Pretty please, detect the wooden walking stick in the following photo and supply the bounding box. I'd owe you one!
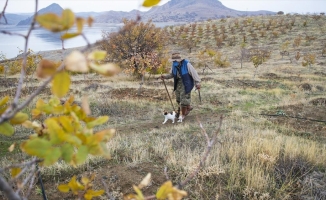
[161,73,175,111]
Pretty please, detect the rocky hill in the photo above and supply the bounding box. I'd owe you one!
[16,3,63,26]
[95,0,275,23]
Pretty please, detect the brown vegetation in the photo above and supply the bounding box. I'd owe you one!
[1,11,326,200]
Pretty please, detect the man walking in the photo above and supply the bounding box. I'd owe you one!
[161,52,201,121]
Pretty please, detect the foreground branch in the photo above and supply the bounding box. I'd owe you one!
[178,115,223,188]
[0,157,41,200]
[0,176,21,200]
[13,0,39,106]
[0,0,9,24]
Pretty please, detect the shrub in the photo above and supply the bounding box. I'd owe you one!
[100,19,166,77]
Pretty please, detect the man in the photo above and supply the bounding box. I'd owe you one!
[161,52,201,121]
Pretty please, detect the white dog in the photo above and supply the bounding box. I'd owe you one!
[162,111,176,124]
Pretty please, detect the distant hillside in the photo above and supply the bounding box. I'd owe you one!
[0,13,30,25]
[94,0,276,23]
[16,3,63,26]
[94,10,144,23]
[9,0,276,26]
[141,0,275,22]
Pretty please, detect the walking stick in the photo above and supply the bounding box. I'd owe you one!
[161,74,175,111]
[197,89,202,104]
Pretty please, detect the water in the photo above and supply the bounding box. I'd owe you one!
[0,22,181,59]
[0,24,121,59]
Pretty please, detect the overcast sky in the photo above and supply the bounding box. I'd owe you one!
[2,0,326,14]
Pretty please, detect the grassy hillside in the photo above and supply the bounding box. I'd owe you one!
[1,13,326,199]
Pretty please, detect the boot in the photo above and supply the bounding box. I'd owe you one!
[175,107,180,118]
[180,106,188,120]
[185,105,193,116]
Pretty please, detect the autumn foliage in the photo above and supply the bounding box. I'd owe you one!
[100,19,167,76]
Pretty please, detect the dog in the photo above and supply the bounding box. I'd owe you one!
[162,111,176,124]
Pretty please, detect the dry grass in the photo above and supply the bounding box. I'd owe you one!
[1,13,326,199]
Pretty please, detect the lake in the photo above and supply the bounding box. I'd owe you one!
[0,22,182,59]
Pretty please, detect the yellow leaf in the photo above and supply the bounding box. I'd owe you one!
[81,96,91,115]
[8,143,15,152]
[11,168,22,178]
[23,142,60,166]
[10,112,28,125]
[167,187,188,200]
[89,63,120,77]
[133,185,144,200]
[61,9,75,30]
[68,176,85,195]
[58,184,70,193]
[87,16,94,27]
[65,51,89,72]
[52,71,70,98]
[94,129,115,142]
[142,0,161,7]
[31,109,42,119]
[61,32,80,40]
[138,173,151,189]
[36,59,58,79]
[87,50,107,61]
[41,149,60,165]
[84,189,105,200]
[74,146,88,165]
[36,99,45,109]
[57,116,74,133]
[36,13,62,32]
[0,122,14,136]
[22,121,42,133]
[156,181,174,199]
[76,17,84,33]
[0,96,9,107]
[86,116,109,129]
[81,177,90,185]
[61,143,74,163]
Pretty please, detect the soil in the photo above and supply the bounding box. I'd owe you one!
[28,162,167,200]
[108,88,170,102]
[263,98,326,139]
[201,77,290,90]
[27,112,221,200]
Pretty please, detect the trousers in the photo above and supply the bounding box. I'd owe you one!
[175,79,191,106]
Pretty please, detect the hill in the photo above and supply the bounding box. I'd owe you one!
[12,0,276,25]
[0,13,30,25]
[140,0,275,22]
[16,3,63,26]
[95,0,275,23]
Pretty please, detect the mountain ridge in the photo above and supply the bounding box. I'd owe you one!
[10,0,276,26]
[16,3,63,26]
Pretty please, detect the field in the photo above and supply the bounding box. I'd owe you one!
[1,14,326,199]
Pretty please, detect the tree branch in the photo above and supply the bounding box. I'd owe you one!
[0,30,26,37]
[12,0,39,106]
[16,165,36,195]
[0,158,41,174]
[0,0,9,24]
[101,177,115,200]
[164,166,170,180]
[23,170,37,200]
[178,115,223,189]
[0,175,21,200]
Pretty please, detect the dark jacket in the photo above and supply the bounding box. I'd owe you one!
[172,59,194,94]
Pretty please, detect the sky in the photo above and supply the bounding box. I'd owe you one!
[2,0,326,14]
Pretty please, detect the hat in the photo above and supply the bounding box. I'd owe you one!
[171,52,182,62]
